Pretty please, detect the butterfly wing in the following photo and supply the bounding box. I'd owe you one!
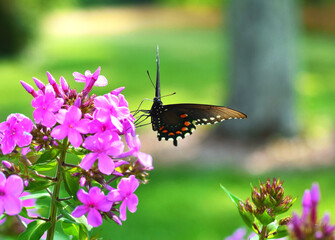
[156,104,247,146]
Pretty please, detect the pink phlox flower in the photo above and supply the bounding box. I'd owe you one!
[288,183,335,239]
[94,93,130,121]
[72,187,112,227]
[32,85,64,128]
[51,106,90,147]
[107,175,139,221]
[122,135,153,170]
[73,67,107,95]
[0,172,24,216]
[0,113,34,155]
[80,133,124,175]
[89,109,123,134]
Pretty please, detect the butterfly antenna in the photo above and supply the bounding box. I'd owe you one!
[161,92,176,99]
[155,45,161,99]
[147,70,155,90]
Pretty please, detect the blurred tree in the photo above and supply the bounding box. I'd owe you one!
[216,0,299,140]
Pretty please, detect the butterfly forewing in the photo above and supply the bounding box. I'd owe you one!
[152,104,247,146]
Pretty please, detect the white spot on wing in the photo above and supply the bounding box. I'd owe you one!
[216,115,221,118]
[210,117,215,120]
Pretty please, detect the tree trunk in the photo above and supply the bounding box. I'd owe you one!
[217,0,299,140]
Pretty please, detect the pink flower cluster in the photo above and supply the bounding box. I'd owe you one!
[289,183,335,239]
[0,67,153,228]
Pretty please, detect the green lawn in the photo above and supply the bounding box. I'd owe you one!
[0,25,335,239]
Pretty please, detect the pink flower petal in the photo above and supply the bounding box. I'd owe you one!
[15,132,33,147]
[0,204,4,217]
[41,111,56,128]
[107,190,123,202]
[3,194,22,215]
[77,189,90,205]
[73,72,86,82]
[80,153,98,170]
[68,128,83,147]
[119,201,127,221]
[128,175,139,193]
[51,125,68,140]
[33,108,43,123]
[126,194,138,213]
[55,109,66,124]
[95,75,107,87]
[88,187,104,203]
[87,208,103,227]
[94,96,110,109]
[0,172,7,187]
[137,152,153,170]
[75,119,90,134]
[72,205,89,218]
[98,154,115,175]
[1,137,16,155]
[67,106,82,123]
[5,175,23,196]
[92,67,101,80]
[96,198,113,212]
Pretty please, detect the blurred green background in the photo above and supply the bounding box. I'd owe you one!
[0,0,335,239]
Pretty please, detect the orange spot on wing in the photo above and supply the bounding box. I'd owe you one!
[180,114,188,118]
[168,132,175,136]
[181,127,187,131]
[159,126,165,131]
[162,130,168,133]
[176,131,182,134]
[184,121,191,126]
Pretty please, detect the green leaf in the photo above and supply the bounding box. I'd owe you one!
[56,201,92,232]
[20,193,50,201]
[17,220,51,240]
[268,225,289,239]
[63,169,79,199]
[221,184,256,229]
[238,208,256,229]
[31,160,57,172]
[79,224,89,240]
[62,220,80,238]
[255,210,275,226]
[25,178,54,191]
[220,185,244,206]
[35,149,60,164]
[19,207,30,219]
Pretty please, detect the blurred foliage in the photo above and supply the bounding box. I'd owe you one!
[72,0,335,7]
[0,0,75,57]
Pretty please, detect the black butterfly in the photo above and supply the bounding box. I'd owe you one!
[137,47,247,146]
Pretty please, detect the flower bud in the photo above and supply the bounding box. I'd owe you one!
[47,72,61,96]
[33,77,45,91]
[24,179,29,187]
[2,161,13,171]
[60,76,69,93]
[79,176,86,187]
[20,81,38,97]
[74,97,81,107]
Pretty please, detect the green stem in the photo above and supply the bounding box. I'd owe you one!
[46,138,68,240]
[259,225,267,240]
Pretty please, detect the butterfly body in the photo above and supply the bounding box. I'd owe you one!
[147,47,247,146]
